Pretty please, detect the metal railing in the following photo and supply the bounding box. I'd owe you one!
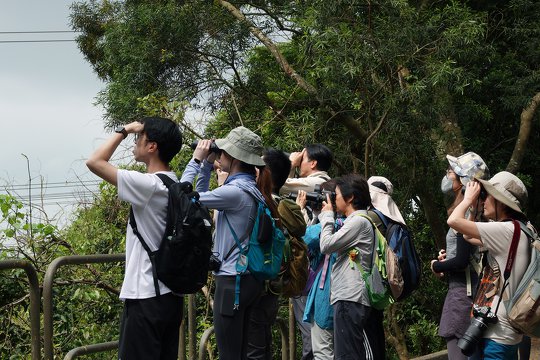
[0,259,41,360]
[42,253,125,360]
[63,341,119,360]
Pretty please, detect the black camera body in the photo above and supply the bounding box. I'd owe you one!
[286,184,336,209]
[208,254,222,272]
[190,140,221,153]
[458,304,498,356]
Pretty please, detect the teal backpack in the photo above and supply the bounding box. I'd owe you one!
[224,190,286,309]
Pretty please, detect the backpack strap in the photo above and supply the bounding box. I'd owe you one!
[129,208,161,296]
[127,174,176,297]
[350,214,378,274]
[222,191,258,310]
[493,220,521,315]
[371,208,389,227]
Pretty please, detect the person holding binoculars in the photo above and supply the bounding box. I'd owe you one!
[447,171,530,359]
[431,152,489,360]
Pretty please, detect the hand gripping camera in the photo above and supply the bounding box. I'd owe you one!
[285,184,336,210]
[457,304,498,356]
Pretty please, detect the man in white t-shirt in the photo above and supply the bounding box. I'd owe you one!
[86,117,183,360]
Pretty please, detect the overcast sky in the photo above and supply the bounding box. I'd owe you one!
[0,1,107,225]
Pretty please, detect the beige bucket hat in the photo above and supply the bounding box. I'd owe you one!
[476,171,527,213]
[215,126,265,166]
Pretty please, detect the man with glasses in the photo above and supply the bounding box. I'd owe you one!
[86,117,183,360]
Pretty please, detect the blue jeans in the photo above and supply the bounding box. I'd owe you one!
[468,339,519,360]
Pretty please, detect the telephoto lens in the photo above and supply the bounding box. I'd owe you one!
[457,305,498,356]
[190,140,221,153]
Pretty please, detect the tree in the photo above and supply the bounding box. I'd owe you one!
[70,0,540,357]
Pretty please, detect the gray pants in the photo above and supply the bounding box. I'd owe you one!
[292,296,313,360]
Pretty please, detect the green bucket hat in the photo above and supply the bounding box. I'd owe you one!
[215,126,265,166]
[476,171,527,214]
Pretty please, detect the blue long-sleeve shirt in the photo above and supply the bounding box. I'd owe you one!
[180,159,263,276]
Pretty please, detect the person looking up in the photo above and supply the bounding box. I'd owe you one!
[86,117,183,360]
[180,126,278,360]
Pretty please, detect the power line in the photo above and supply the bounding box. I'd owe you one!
[0,39,76,43]
[0,31,78,34]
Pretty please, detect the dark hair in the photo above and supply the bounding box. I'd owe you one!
[263,148,291,194]
[336,174,371,210]
[141,117,182,164]
[320,179,337,192]
[305,144,333,172]
[234,159,281,227]
[370,181,388,193]
[256,166,281,227]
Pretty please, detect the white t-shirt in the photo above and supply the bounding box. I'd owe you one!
[117,169,178,300]
[476,221,530,345]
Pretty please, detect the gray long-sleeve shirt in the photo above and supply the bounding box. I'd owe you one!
[319,209,373,306]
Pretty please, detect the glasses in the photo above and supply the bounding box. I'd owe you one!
[134,133,153,144]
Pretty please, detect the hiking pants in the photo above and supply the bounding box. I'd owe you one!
[246,291,280,360]
[214,274,263,360]
[293,295,314,360]
[118,292,183,360]
[333,301,371,360]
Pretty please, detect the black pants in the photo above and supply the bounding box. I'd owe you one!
[246,290,280,360]
[333,301,371,360]
[214,274,264,360]
[118,293,183,360]
[363,308,385,360]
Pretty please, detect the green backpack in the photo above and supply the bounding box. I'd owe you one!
[348,214,393,310]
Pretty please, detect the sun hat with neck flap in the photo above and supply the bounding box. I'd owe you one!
[476,171,528,214]
[215,126,265,167]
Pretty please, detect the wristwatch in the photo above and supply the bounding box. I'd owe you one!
[115,126,128,139]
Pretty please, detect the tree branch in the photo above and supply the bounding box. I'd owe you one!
[506,91,540,173]
[217,0,318,97]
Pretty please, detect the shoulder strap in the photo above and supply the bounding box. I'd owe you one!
[492,220,521,315]
[126,173,175,297]
[155,173,175,188]
[222,190,258,261]
[371,208,389,227]
[129,207,161,296]
[354,214,378,272]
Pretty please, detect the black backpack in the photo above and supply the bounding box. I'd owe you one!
[129,173,213,295]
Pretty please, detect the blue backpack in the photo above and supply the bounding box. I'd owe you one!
[224,190,285,309]
[372,209,421,301]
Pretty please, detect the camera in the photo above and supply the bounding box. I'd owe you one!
[208,253,222,272]
[457,304,498,356]
[285,184,336,209]
[190,140,221,153]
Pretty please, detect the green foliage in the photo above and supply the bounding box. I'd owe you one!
[63,0,540,357]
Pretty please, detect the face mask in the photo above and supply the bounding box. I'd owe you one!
[440,175,454,195]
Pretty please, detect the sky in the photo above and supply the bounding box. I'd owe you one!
[0,1,108,226]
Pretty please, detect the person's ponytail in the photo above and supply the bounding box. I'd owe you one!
[256,166,281,227]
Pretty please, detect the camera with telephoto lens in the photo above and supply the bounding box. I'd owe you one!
[208,254,222,272]
[285,184,336,209]
[457,304,498,356]
[190,140,221,153]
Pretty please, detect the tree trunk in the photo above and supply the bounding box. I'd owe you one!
[506,91,540,174]
[416,187,447,250]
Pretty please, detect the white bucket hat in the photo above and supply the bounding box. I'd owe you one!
[214,126,265,167]
[476,171,527,214]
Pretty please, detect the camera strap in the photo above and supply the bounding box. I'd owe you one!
[493,220,521,314]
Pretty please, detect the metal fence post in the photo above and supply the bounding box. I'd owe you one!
[0,259,41,360]
[42,254,124,360]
